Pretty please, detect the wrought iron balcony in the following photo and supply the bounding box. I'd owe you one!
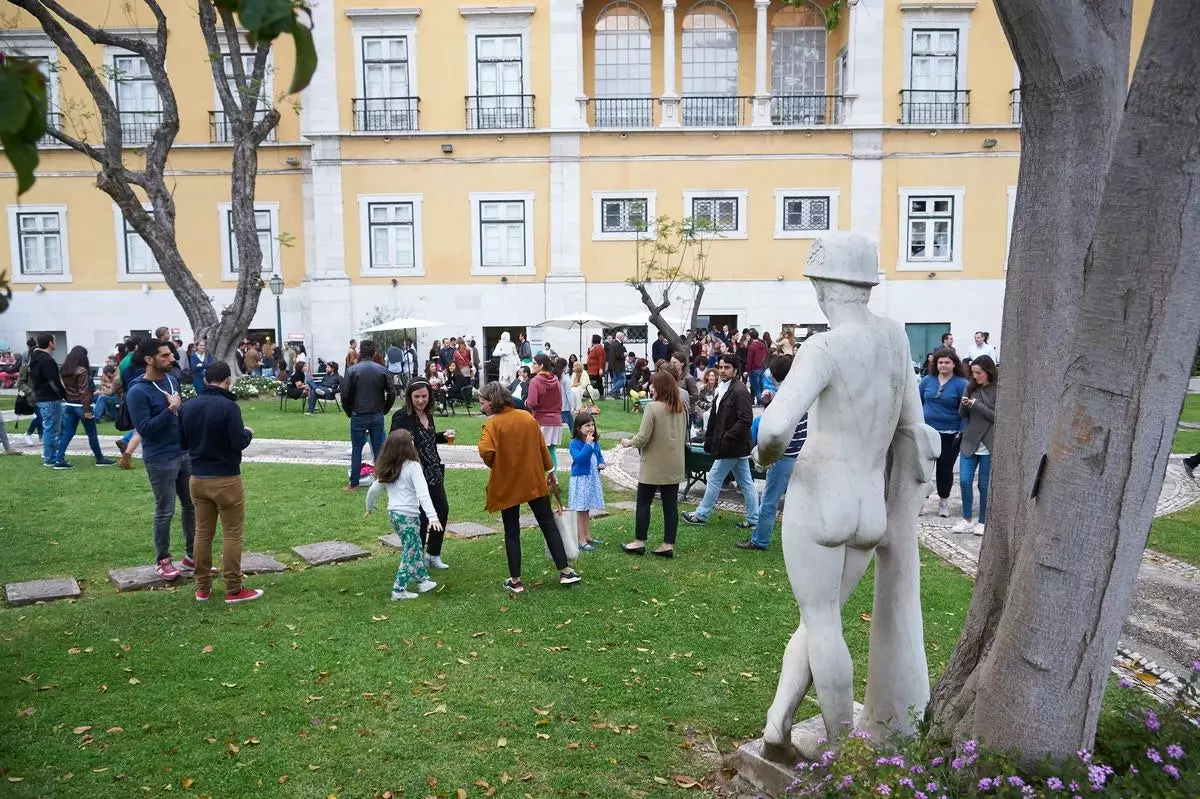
[591,97,655,129]
[118,110,162,144]
[771,94,845,126]
[352,97,420,132]
[208,110,277,143]
[1010,88,1022,125]
[464,94,535,130]
[899,89,970,125]
[680,95,747,127]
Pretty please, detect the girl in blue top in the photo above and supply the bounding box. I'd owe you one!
[568,412,606,552]
[918,347,969,518]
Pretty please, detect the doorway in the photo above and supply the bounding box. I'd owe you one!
[905,322,951,366]
[695,314,738,336]
[481,325,528,384]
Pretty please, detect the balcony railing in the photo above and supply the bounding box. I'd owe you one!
[118,110,162,144]
[680,95,747,127]
[1010,88,1022,125]
[465,94,535,130]
[899,89,970,125]
[592,97,655,129]
[208,110,277,143]
[771,94,845,126]
[352,97,420,132]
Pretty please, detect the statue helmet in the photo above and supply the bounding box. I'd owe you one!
[803,232,880,287]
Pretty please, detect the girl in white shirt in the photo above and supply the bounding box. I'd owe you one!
[366,429,443,600]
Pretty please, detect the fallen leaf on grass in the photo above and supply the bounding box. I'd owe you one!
[674,775,702,789]
[308,764,320,771]
[106,727,124,734]
[500,772,511,784]
[181,777,195,789]
[653,776,669,785]
[497,736,507,747]
[16,707,34,717]
[73,726,91,734]
[472,631,487,638]
[519,773,535,781]
[859,612,871,622]
[278,775,289,784]
[91,767,108,773]
[566,742,580,750]
[423,704,447,716]
[536,733,550,740]
[201,645,213,654]
[455,658,470,665]
[244,737,260,745]
[6,777,23,783]
[226,743,240,757]
[371,615,389,622]
[67,647,81,655]
[128,678,141,685]
[456,789,467,799]
[221,683,238,689]
[98,684,107,694]
[18,674,35,684]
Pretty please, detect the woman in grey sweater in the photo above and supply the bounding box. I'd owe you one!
[952,355,998,536]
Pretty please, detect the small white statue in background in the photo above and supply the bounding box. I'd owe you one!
[755,233,940,762]
[493,331,520,386]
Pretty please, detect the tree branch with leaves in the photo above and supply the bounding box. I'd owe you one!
[627,216,712,353]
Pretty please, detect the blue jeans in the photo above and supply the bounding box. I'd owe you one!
[349,413,386,487]
[145,455,195,561]
[694,456,759,525]
[36,400,63,465]
[306,377,319,413]
[93,394,117,421]
[749,369,764,403]
[959,452,991,523]
[609,370,626,396]
[751,455,796,548]
[55,405,106,463]
[27,405,42,436]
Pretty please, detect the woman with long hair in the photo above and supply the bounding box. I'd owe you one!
[55,345,115,466]
[619,371,686,556]
[918,347,969,518]
[922,351,937,377]
[366,429,441,600]
[390,381,455,570]
[288,360,312,403]
[525,353,564,468]
[952,355,998,536]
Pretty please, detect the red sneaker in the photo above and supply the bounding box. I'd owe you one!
[224,588,264,604]
[195,589,210,602]
[181,556,218,575]
[156,558,181,581]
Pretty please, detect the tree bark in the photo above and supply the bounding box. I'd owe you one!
[632,283,686,354]
[933,0,1200,762]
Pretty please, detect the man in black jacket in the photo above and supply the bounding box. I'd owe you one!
[683,353,759,529]
[179,362,261,604]
[342,340,395,491]
[606,331,627,398]
[28,332,66,467]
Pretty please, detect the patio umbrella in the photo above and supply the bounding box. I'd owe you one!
[360,317,445,334]
[537,311,621,357]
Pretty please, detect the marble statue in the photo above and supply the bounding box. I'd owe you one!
[755,233,940,762]
[493,332,520,386]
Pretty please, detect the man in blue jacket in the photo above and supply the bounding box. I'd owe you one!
[126,338,195,581]
[180,361,261,604]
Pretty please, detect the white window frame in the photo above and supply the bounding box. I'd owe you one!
[470,191,535,276]
[348,10,421,101]
[462,7,534,97]
[6,204,71,284]
[897,187,965,272]
[211,48,275,117]
[1005,185,1016,271]
[105,46,162,145]
[900,9,970,125]
[357,193,425,277]
[683,189,748,239]
[113,204,162,282]
[592,190,657,241]
[218,202,281,282]
[773,189,839,239]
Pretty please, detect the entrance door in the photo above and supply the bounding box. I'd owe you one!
[905,322,951,366]
[482,325,527,384]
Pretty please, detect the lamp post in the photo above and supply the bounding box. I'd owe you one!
[268,274,284,348]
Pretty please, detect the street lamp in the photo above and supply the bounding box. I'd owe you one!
[268,273,284,347]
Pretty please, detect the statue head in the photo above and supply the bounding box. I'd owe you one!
[804,233,880,288]
[501,331,511,342]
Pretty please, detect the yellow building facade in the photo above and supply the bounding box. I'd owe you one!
[0,0,1152,364]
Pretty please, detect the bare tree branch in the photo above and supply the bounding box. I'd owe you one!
[14,0,154,55]
[43,126,104,163]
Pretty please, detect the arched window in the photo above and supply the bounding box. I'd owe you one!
[594,1,653,128]
[682,1,739,126]
[771,2,829,124]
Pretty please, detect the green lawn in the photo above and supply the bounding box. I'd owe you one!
[1148,502,1200,567]
[0,460,975,797]
[1181,393,1200,424]
[1174,429,1200,455]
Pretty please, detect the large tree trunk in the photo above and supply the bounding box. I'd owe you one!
[633,283,687,353]
[931,0,1200,762]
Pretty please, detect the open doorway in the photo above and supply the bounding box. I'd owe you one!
[481,325,527,384]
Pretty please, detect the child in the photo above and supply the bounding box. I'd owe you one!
[567,413,606,552]
[366,429,443,600]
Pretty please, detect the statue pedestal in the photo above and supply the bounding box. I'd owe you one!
[728,705,862,798]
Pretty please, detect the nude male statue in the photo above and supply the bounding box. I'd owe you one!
[755,233,938,762]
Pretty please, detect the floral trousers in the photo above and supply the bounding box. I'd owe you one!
[389,511,430,591]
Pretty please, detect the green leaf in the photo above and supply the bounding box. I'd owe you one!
[1,132,40,195]
[286,19,317,95]
[235,0,293,33]
[0,71,33,134]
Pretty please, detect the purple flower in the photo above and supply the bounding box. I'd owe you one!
[875,785,892,796]
[962,739,978,757]
[1144,710,1160,731]
[1118,678,1133,688]
[951,758,965,770]
[925,783,939,793]
[1129,765,1139,775]
[1046,776,1064,791]
[1192,661,1199,672]
[1069,781,1080,792]
[930,757,944,768]
[842,776,854,787]
[850,729,872,739]
[1166,744,1184,759]
[1007,776,1025,787]
[914,793,927,799]
[1076,749,1092,762]
[875,757,890,767]
[978,778,994,791]
[1163,764,1180,779]
[899,778,914,788]
[910,765,925,775]
[1146,748,1163,763]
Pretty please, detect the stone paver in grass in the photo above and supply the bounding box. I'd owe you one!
[292,541,370,566]
[241,552,287,574]
[445,521,496,539]
[610,501,639,512]
[378,534,402,550]
[519,508,612,528]
[109,562,194,592]
[600,431,634,440]
[5,577,82,607]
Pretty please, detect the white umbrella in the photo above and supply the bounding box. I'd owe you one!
[537,311,621,356]
[360,316,445,333]
[606,311,651,327]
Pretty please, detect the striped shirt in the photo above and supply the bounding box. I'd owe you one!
[751,413,808,458]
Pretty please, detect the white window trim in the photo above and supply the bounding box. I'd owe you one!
[349,12,420,101]
[357,193,425,277]
[113,204,163,282]
[218,202,281,282]
[463,11,533,96]
[470,191,535,276]
[901,10,971,125]
[683,189,749,240]
[592,190,657,241]
[6,204,71,284]
[211,49,275,114]
[1005,185,1016,271]
[773,188,840,239]
[897,187,965,272]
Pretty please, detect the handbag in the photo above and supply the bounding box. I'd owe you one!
[114,399,134,432]
[543,478,580,562]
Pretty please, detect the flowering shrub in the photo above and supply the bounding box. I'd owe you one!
[789,665,1199,798]
[180,376,277,401]
[180,383,196,400]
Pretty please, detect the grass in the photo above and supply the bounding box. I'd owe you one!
[1148,502,1200,567]
[0,460,975,798]
[1181,393,1200,424]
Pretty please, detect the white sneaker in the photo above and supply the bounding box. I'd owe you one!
[391,590,419,601]
[24,433,36,446]
[937,500,950,518]
[416,579,438,593]
[951,518,974,534]
[426,555,449,570]
[973,523,985,536]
